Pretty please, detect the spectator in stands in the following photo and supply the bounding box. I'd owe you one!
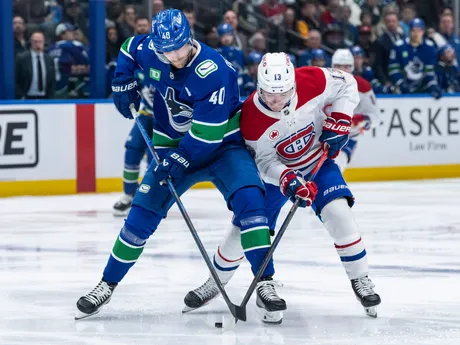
[438,13,460,64]
[388,18,441,98]
[48,22,90,98]
[135,17,150,35]
[241,51,262,97]
[298,29,327,66]
[373,11,404,87]
[204,26,220,49]
[339,5,358,48]
[106,27,120,64]
[351,45,392,93]
[399,4,416,37]
[216,23,245,76]
[310,48,328,67]
[13,16,27,56]
[152,0,164,16]
[259,0,286,26]
[361,0,382,26]
[62,0,88,39]
[357,25,375,64]
[320,0,340,26]
[117,5,137,39]
[224,10,248,53]
[297,0,321,39]
[183,7,204,42]
[282,7,305,52]
[248,31,267,54]
[15,31,55,99]
[436,44,460,94]
[323,23,346,52]
[359,10,373,27]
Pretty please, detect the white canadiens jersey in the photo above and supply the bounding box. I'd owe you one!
[240,66,359,186]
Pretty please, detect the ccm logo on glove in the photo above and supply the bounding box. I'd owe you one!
[112,81,138,92]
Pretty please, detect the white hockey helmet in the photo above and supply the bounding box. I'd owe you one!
[332,49,354,73]
[257,52,296,112]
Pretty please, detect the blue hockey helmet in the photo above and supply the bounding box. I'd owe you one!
[311,48,326,60]
[438,44,455,57]
[351,45,365,57]
[150,9,192,55]
[287,53,297,67]
[217,23,234,37]
[409,18,425,30]
[247,51,263,65]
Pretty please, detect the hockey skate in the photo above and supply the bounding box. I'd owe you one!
[75,280,117,320]
[256,276,286,324]
[351,276,381,318]
[183,277,221,313]
[112,194,133,217]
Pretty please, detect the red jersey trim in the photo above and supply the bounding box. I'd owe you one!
[354,75,372,93]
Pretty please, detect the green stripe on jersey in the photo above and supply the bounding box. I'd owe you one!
[241,226,271,251]
[121,37,133,55]
[111,236,144,263]
[153,130,182,148]
[189,110,241,143]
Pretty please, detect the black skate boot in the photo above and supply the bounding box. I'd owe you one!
[256,276,286,324]
[75,280,117,320]
[183,277,221,313]
[351,276,381,318]
[112,194,133,217]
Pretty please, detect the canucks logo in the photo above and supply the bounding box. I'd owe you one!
[404,56,424,81]
[163,87,193,133]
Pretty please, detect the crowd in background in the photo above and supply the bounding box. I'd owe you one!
[12,0,460,99]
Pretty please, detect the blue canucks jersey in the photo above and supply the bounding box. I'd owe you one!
[240,71,257,98]
[356,65,392,94]
[115,35,243,162]
[436,62,460,93]
[134,69,154,115]
[48,40,89,75]
[388,38,438,92]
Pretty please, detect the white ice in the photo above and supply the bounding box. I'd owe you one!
[1,179,460,345]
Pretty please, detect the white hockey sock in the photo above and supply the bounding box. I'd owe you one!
[212,224,244,284]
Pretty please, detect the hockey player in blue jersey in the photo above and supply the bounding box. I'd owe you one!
[351,46,392,94]
[215,23,245,78]
[436,44,460,94]
[112,69,155,217]
[47,22,90,97]
[310,48,329,67]
[240,51,262,97]
[388,18,442,99]
[75,9,288,321]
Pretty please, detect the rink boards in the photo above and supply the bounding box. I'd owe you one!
[0,95,459,197]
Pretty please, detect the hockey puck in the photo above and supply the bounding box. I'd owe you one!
[215,322,223,328]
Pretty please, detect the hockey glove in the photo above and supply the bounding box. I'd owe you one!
[280,170,318,208]
[112,75,140,119]
[352,114,371,131]
[429,85,442,100]
[319,112,351,158]
[153,149,190,185]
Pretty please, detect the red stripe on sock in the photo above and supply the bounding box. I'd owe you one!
[335,237,361,249]
[217,247,244,263]
[76,104,96,192]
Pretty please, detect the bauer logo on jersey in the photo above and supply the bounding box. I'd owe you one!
[274,123,315,161]
[0,110,38,169]
[163,87,193,133]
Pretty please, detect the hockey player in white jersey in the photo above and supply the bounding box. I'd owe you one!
[184,53,381,322]
[330,49,381,172]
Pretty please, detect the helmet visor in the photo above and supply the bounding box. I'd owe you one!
[260,88,294,112]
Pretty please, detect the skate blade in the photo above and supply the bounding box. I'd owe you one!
[75,308,101,320]
[261,310,283,324]
[365,306,377,318]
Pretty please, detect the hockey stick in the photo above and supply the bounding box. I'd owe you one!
[236,148,329,322]
[129,105,247,321]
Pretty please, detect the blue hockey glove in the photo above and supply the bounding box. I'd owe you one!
[153,149,190,185]
[112,75,140,119]
[319,112,351,159]
[429,85,442,100]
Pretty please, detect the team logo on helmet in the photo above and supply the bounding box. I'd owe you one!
[275,123,315,161]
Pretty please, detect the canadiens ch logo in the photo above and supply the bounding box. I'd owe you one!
[275,123,315,161]
[268,129,280,141]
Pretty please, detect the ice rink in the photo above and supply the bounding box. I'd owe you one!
[1,179,460,345]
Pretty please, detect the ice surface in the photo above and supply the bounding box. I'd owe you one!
[1,179,460,345]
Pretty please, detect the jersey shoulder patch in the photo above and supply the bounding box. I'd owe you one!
[120,35,148,59]
[295,67,327,109]
[195,59,219,78]
[241,93,279,141]
[354,75,372,93]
